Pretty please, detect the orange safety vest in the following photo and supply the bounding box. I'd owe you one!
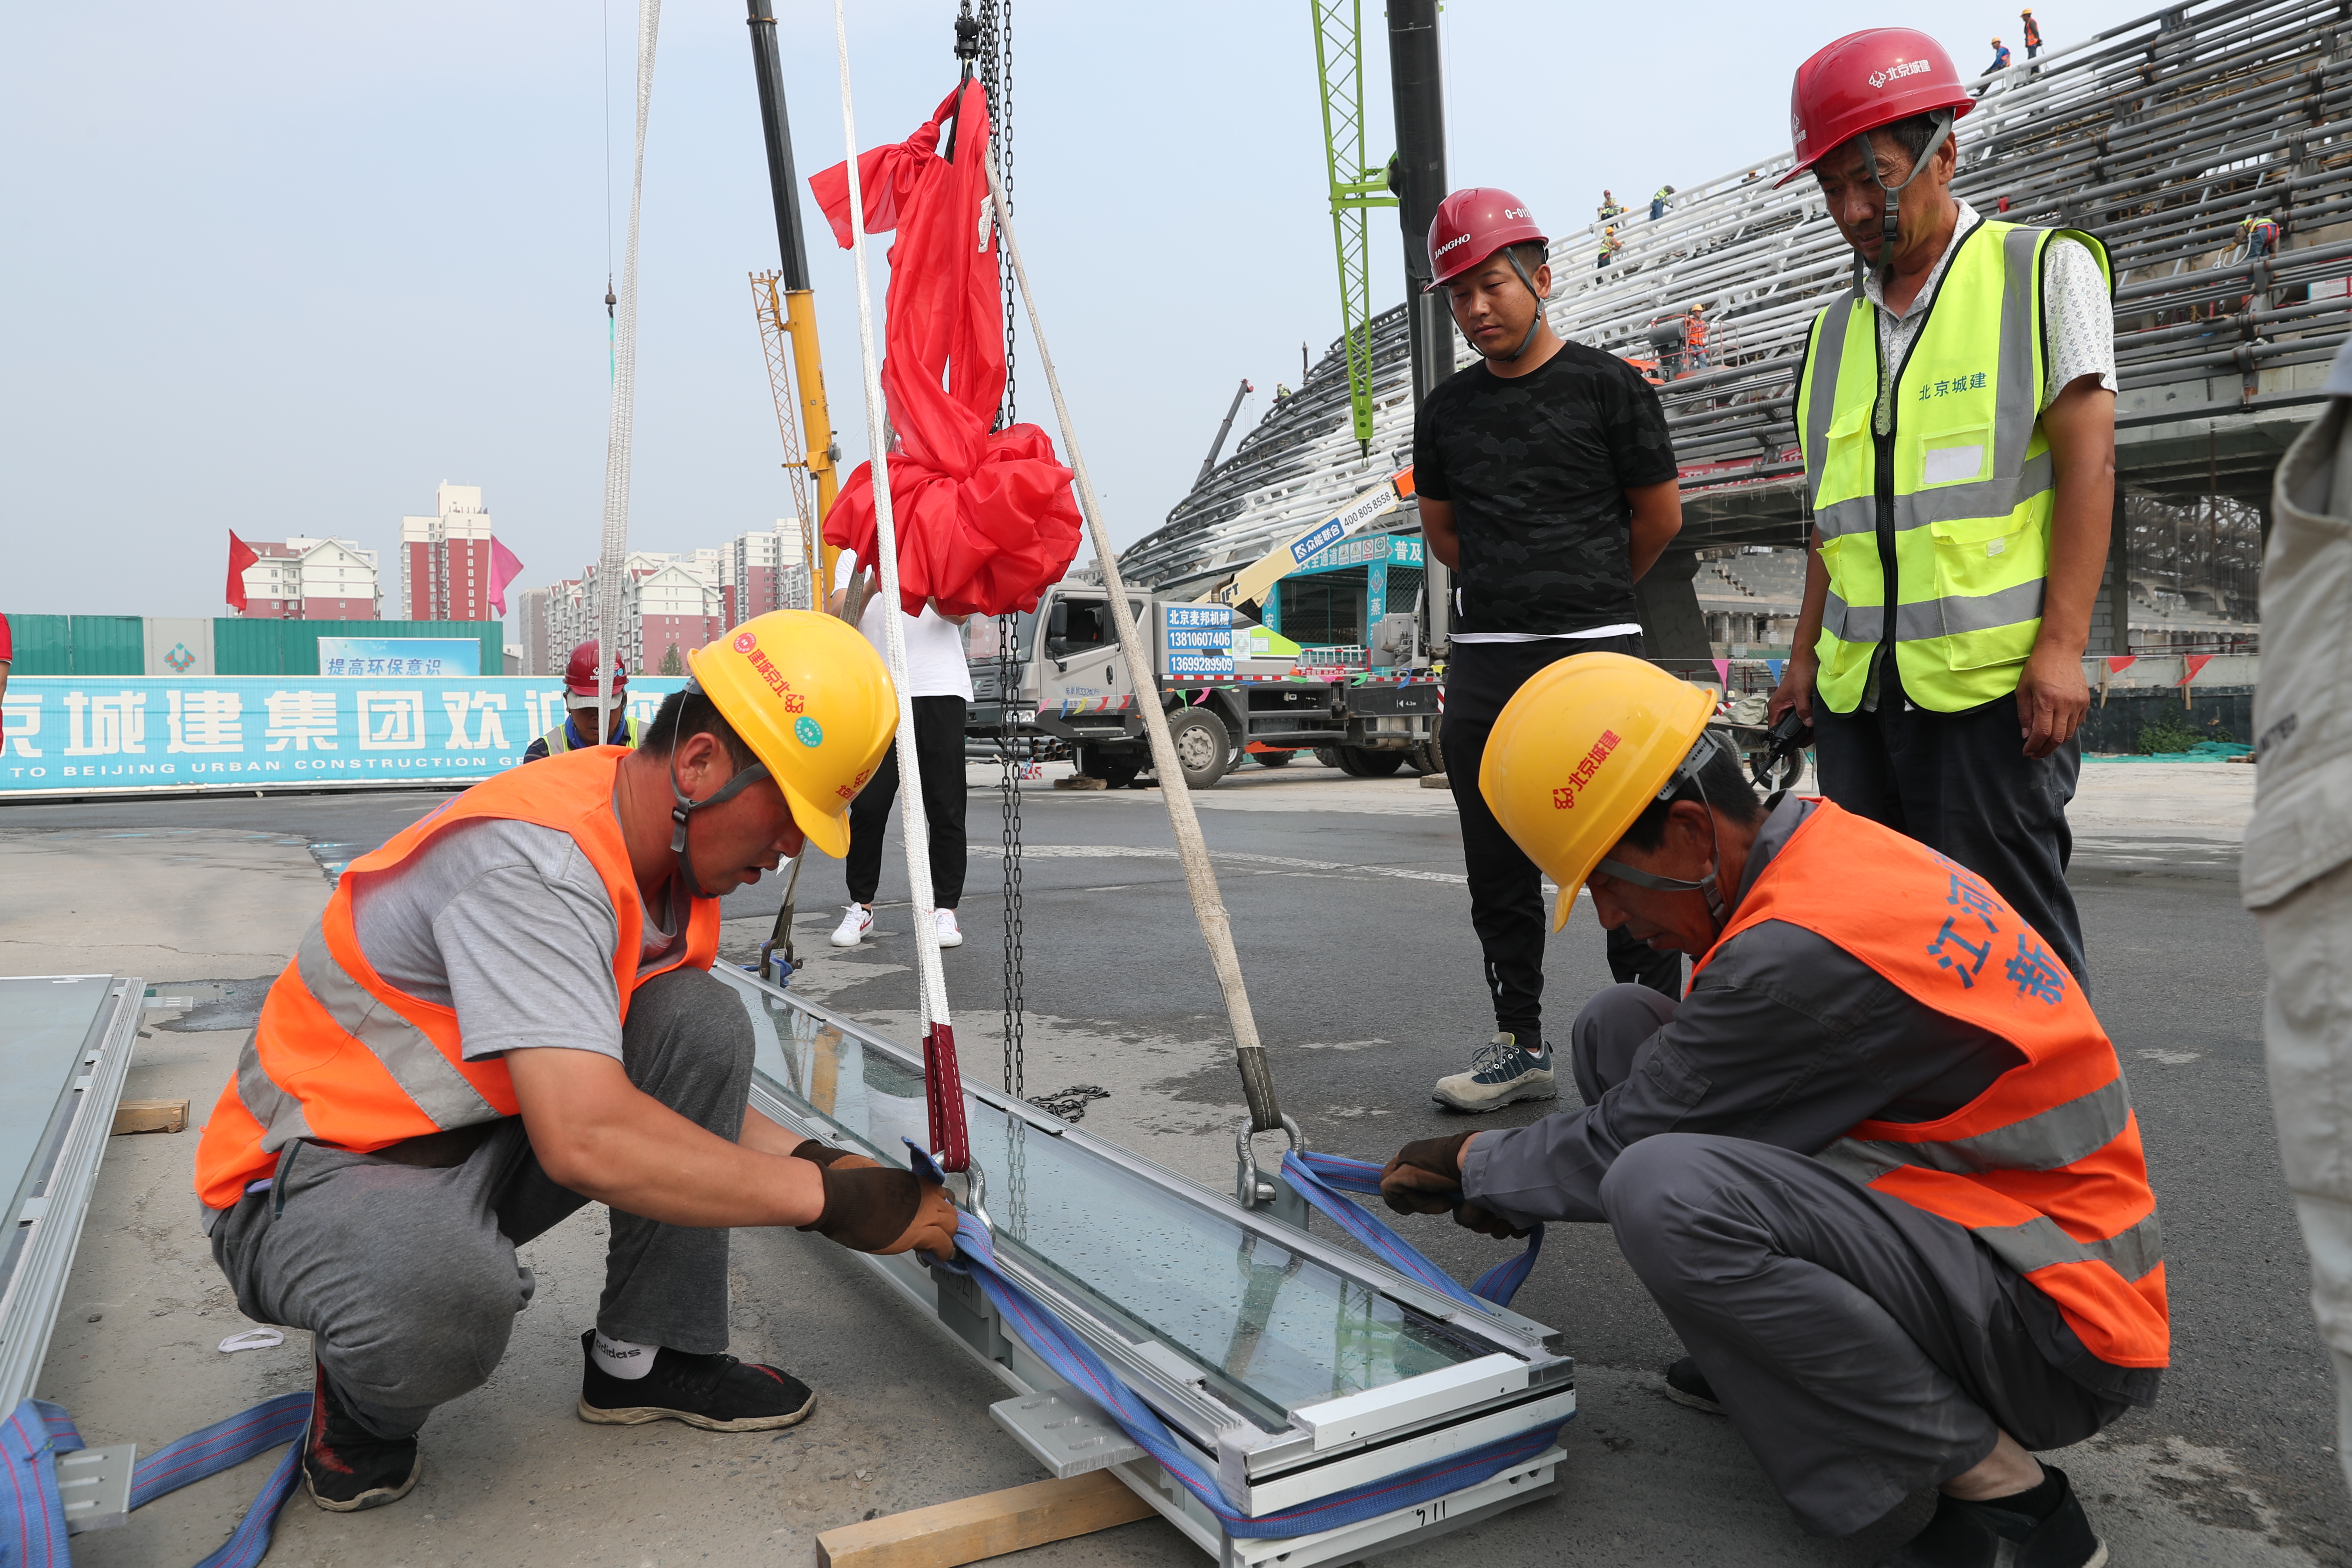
[1690,801,2168,1368]
[192,746,720,1211]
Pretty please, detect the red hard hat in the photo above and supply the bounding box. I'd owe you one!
[563,640,627,697]
[1425,188,1547,291]
[1777,28,1974,189]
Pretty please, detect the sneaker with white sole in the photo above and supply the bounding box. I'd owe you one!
[1431,1032,1557,1112]
[829,904,873,947]
[934,909,963,948]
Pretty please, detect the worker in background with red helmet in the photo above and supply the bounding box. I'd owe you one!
[1768,28,2116,992]
[193,611,958,1515]
[1413,187,1685,1114]
[524,639,642,762]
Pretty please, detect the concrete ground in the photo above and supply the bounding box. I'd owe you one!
[6,753,2340,1566]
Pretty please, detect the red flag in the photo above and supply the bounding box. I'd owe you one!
[812,80,1083,618]
[487,537,526,616]
[226,530,259,612]
[2177,653,2213,686]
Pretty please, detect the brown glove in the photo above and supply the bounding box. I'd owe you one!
[795,1164,961,1260]
[792,1139,880,1171]
[1381,1133,1532,1240]
[1381,1133,1471,1216]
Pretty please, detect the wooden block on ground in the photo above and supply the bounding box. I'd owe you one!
[1052,775,1108,791]
[816,1470,1155,1568]
[111,1099,189,1136]
[1418,772,1450,789]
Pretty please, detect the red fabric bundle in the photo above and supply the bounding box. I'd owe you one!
[811,80,1082,618]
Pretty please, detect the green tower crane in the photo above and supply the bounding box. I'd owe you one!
[1309,0,1396,455]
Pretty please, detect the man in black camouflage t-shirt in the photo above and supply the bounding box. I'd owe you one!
[1413,188,1684,1112]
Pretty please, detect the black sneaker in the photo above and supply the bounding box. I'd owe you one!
[303,1357,421,1513]
[1663,1356,1726,1415]
[1878,1466,2106,1568]
[576,1329,817,1432]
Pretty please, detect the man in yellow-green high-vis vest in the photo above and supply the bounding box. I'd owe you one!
[1768,27,2116,987]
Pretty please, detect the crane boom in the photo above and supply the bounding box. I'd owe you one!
[1309,0,1395,456]
[746,0,839,605]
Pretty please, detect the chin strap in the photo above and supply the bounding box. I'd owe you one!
[1594,732,1732,929]
[1500,248,1549,360]
[662,681,772,900]
[1852,110,1955,295]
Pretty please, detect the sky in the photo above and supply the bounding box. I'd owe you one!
[2,0,2166,630]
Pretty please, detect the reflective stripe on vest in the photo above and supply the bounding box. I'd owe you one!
[193,747,718,1210]
[1795,219,2112,714]
[545,715,641,754]
[1690,800,2168,1368]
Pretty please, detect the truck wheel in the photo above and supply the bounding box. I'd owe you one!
[1103,761,1142,789]
[1166,708,1231,788]
[1255,749,1298,768]
[1409,737,1445,776]
[1347,748,1407,777]
[1313,747,1344,768]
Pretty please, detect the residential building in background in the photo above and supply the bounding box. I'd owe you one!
[529,520,806,675]
[400,483,497,622]
[237,536,382,620]
[517,587,554,677]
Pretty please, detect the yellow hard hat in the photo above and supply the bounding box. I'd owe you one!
[1478,652,1719,931]
[687,609,897,859]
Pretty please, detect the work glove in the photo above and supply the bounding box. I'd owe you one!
[1380,1132,1531,1242]
[791,1138,881,1172]
[797,1165,961,1261]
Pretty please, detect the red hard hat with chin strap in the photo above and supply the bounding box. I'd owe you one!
[1425,187,1551,359]
[1779,28,1972,282]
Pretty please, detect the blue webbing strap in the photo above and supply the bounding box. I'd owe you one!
[909,1145,1566,1537]
[1280,1150,1544,1310]
[3,1391,311,1568]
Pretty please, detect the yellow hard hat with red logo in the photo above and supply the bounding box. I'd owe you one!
[687,609,897,859]
[1479,652,1719,930]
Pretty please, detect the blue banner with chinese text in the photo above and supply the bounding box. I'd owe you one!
[0,677,689,796]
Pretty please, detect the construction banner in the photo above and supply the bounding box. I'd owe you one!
[0,676,688,797]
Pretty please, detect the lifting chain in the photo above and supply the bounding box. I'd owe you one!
[970,0,1025,1103]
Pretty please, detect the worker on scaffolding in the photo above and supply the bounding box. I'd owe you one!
[1383,652,2161,1568]
[2022,9,2044,59]
[1597,225,1624,271]
[1985,37,2012,74]
[2242,210,2282,261]
[191,611,959,1514]
[1650,185,1677,222]
[1411,188,1684,1114]
[1767,28,2116,989]
[1599,189,1627,223]
[523,640,643,762]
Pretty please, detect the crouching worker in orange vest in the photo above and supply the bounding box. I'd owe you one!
[192,610,959,1514]
[1380,653,2164,1568]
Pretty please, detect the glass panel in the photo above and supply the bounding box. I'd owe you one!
[731,976,1498,1429]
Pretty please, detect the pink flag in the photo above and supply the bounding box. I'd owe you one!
[487,537,526,616]
[1712,658,1731,690]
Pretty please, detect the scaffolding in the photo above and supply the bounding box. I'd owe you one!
[1126,0,2352,599]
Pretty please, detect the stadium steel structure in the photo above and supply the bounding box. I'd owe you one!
[1123,0,2352,634]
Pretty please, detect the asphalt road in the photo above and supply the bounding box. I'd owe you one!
[10,760,2340,1565]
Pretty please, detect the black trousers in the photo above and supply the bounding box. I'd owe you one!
[846,694,969,910]
[1811,685,2086,986]
[1442,637,1681,1045]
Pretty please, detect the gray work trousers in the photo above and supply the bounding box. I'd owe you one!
[208,968,754,1440]
[1575,985,2133,1537]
